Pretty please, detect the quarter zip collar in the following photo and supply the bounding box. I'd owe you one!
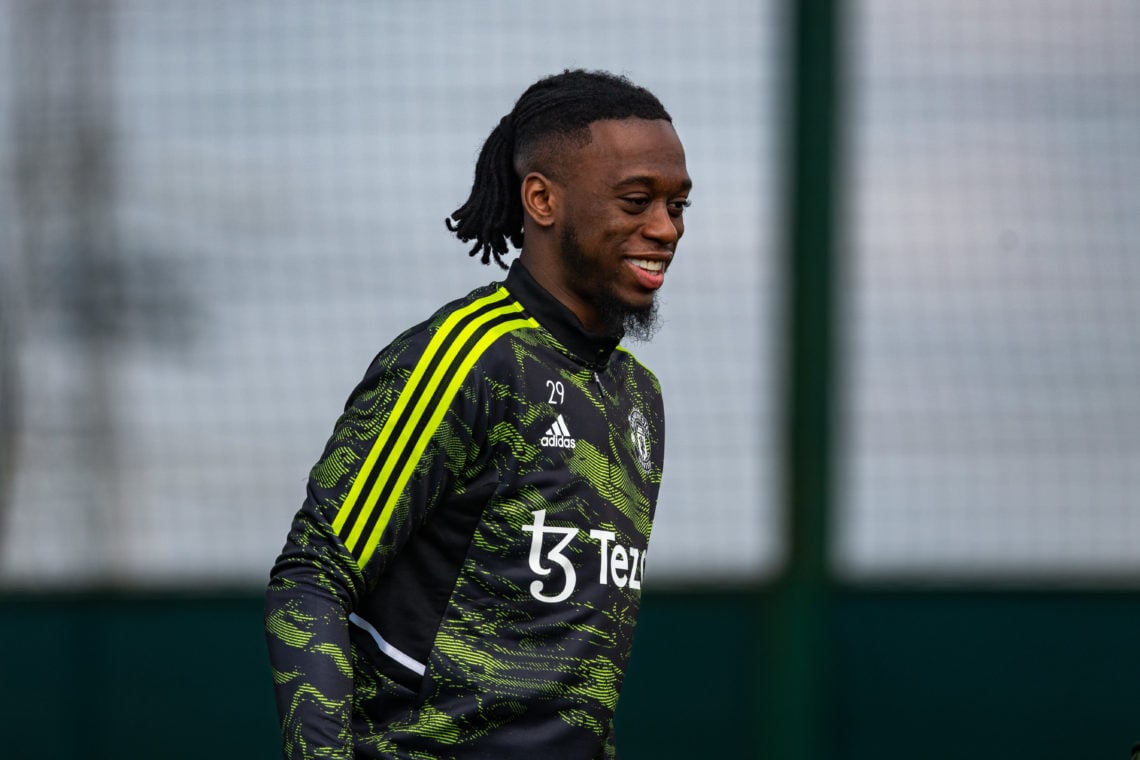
[504,260,621,369]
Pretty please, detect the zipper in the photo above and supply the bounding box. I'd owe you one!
[591,367,613,500]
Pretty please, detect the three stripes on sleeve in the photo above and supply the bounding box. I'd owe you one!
[331,287,538,567]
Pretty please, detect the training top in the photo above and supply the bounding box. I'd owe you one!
[265,261,665,760]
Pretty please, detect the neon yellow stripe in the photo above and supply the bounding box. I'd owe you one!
[355,315,539,566]
[345,301,526,552]
[332,288,511,539]
[338,289,512,546]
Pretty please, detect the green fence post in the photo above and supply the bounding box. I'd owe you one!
[767,1,843,758]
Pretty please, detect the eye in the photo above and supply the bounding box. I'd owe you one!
[621,195,652,212]
[668,198,692,217]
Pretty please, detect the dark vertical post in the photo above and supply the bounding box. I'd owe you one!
[767,1,843,759]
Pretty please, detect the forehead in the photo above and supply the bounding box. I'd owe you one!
[571,118,690,190]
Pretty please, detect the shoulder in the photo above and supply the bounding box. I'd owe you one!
[363,281,542,392]
[370,280,525,360]
[424,281,538,344]
[614,346,662,393]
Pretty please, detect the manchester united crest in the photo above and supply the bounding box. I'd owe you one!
[628,408,652,474]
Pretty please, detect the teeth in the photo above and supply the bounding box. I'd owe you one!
[632,259,664,273]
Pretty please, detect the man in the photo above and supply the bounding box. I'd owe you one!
[265,69,692,759]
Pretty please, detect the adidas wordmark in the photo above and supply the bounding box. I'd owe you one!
[541,414,577,449]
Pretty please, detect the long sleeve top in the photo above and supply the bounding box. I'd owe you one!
[265,261,665,759]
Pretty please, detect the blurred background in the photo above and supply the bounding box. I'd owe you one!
[0,1,1137,757]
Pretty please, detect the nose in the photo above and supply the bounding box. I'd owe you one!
[643,201,681,247]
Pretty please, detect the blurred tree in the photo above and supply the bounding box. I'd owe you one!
[6,0,194,580]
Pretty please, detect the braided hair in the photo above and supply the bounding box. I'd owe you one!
[445,69,672,268]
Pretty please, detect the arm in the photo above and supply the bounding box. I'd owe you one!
[604,717,619,759]
[265,492,360,759]
[264,323,490,757]
[264,352,409,759]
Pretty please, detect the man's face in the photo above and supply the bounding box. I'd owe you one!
[552,118,691,338]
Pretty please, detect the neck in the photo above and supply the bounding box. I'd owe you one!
[517,248,603,333]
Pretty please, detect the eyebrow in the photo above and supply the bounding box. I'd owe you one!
[613,175,693,192]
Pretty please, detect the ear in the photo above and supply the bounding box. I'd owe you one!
[520,172,558,229]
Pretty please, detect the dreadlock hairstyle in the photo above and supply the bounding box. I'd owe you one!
[445,69,673,268]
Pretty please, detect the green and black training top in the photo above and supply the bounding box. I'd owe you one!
[265,261,665,759]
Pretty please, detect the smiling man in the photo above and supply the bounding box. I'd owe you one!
[266,69,691,760]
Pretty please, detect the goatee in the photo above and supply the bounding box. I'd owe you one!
[594,289,660,343]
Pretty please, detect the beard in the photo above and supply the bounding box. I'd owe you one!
[560,225,661,342]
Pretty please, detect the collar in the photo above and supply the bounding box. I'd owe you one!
[504,260,621,369]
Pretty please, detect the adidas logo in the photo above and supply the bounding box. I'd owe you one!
[540,414,577,449]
